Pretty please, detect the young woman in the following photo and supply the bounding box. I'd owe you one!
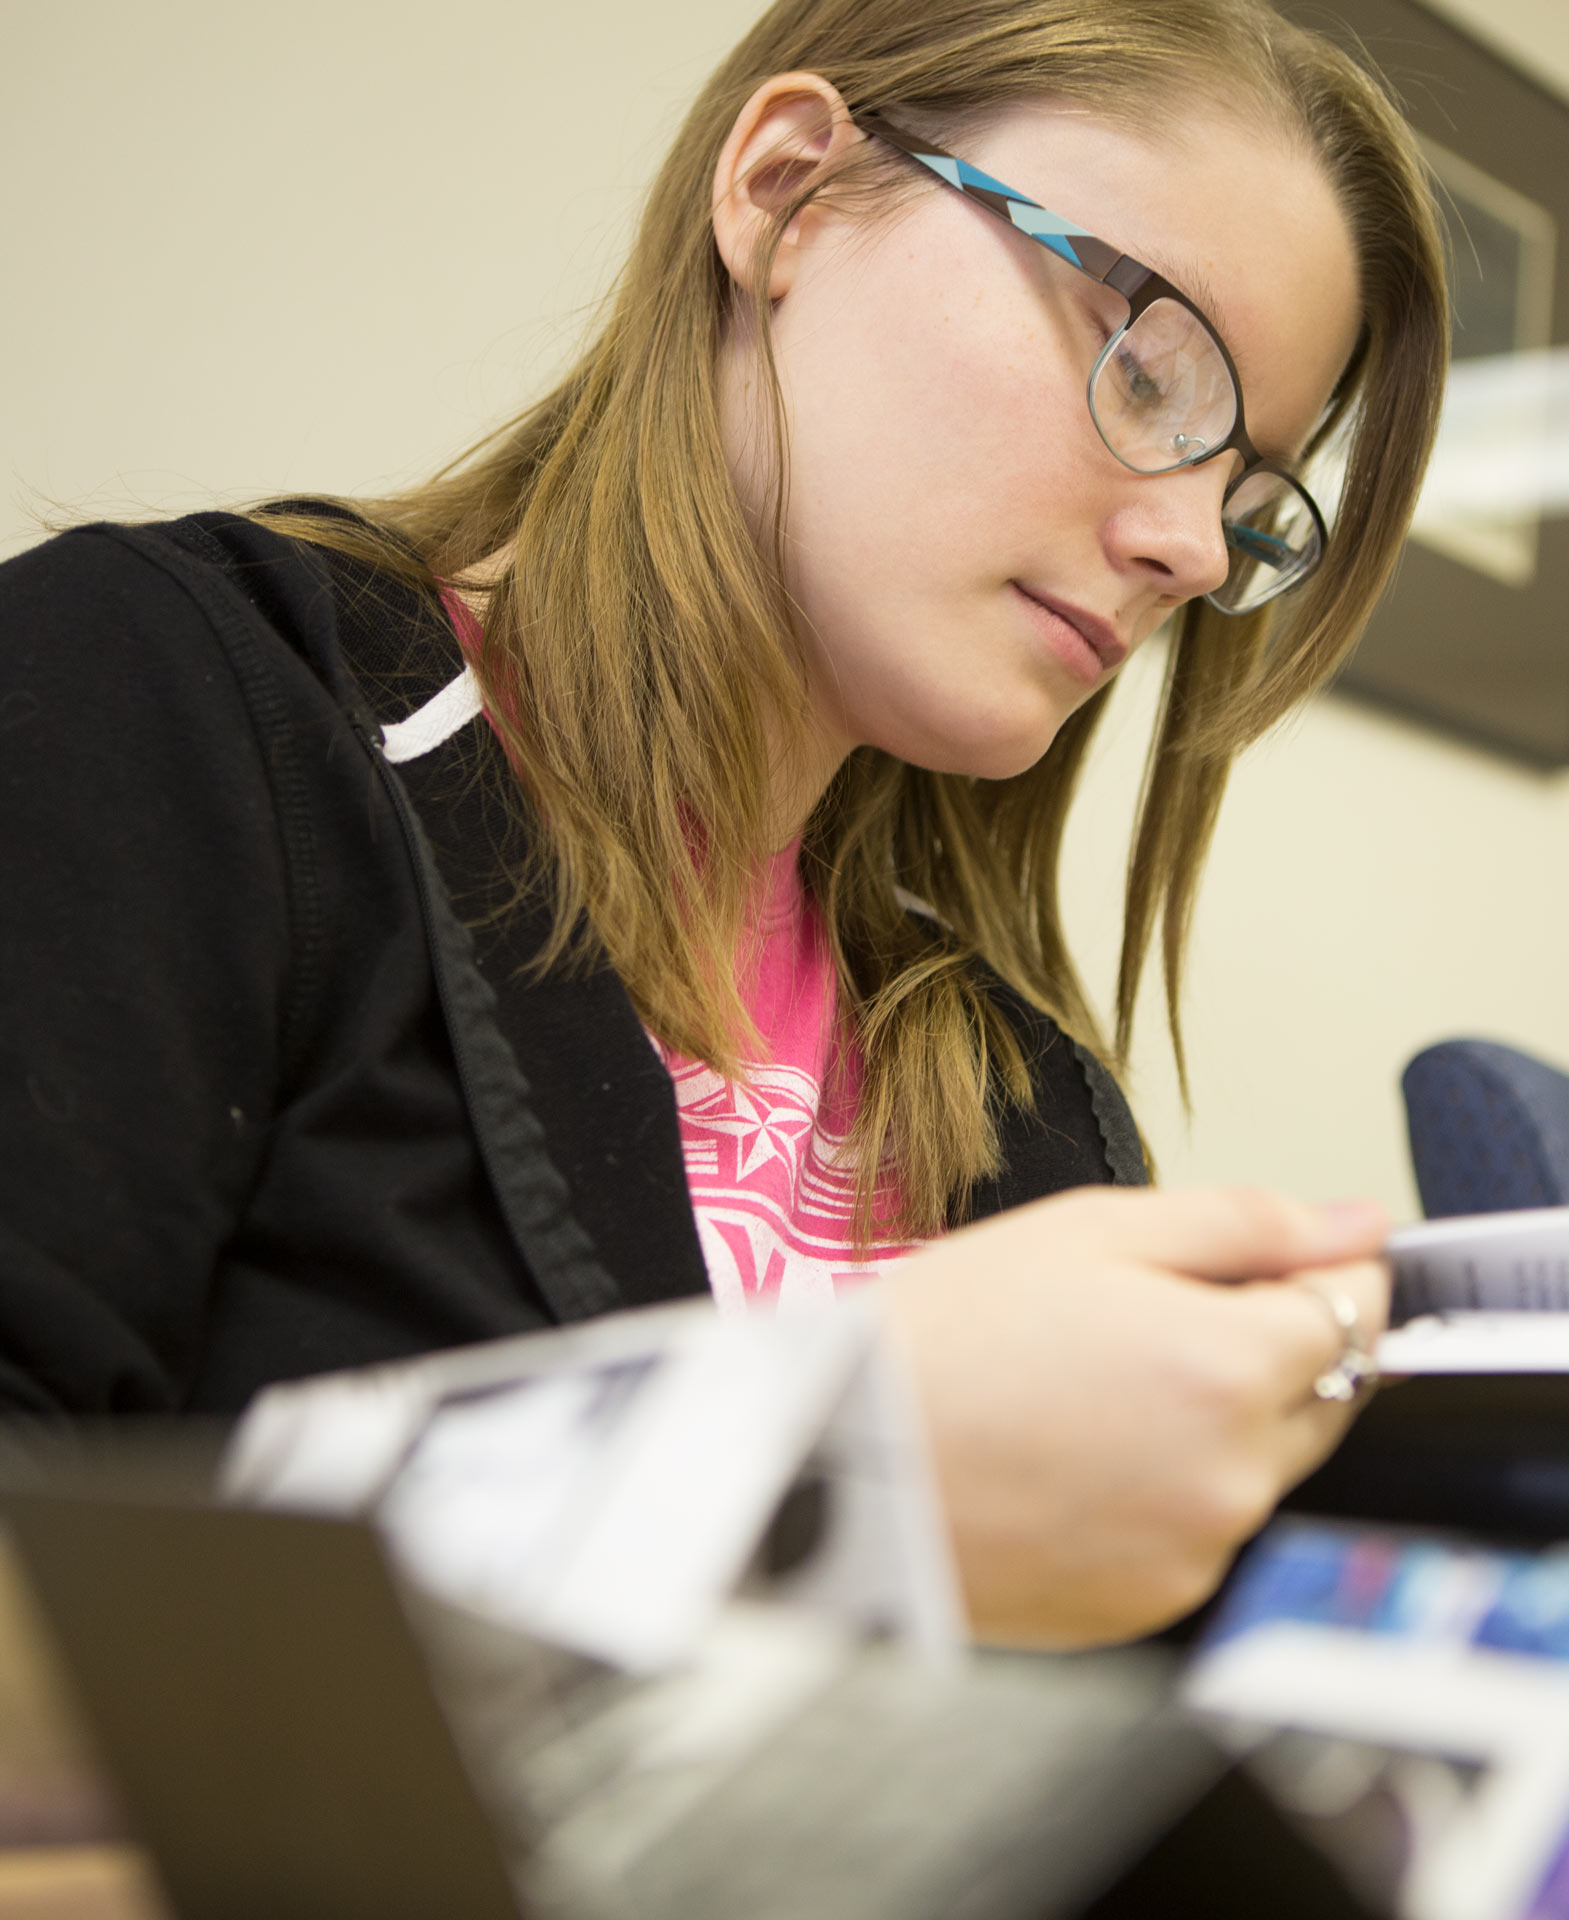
[0,0,1437,1636]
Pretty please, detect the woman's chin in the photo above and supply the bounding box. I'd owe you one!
[898,711,1070,782]
[974,732,1066,781]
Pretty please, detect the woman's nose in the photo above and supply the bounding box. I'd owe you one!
[1108,458,1235,603]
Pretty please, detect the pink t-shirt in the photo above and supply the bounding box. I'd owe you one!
[438,588,920,1308]
[645,845,919,1311]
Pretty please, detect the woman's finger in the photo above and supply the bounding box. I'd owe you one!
[1034,1184,1389,1286]
[1223,1257,1389,1389]
[1222,1259,1391,1484]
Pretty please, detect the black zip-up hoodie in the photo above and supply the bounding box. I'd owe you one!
[0,512,1143,1415]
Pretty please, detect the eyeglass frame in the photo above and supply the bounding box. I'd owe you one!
[852,111,1330,614]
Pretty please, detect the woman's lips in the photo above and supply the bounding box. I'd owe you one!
[1011,582,1129,686]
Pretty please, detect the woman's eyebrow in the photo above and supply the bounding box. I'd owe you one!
[1142,249,1286,432]
[1142,251,1234,352]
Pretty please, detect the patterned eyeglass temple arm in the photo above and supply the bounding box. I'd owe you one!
[855,111,1152,300]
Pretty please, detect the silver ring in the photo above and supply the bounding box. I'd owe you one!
[1304,1287,1379,1403]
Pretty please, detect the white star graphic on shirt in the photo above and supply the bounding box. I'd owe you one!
[691,1075,815,1183]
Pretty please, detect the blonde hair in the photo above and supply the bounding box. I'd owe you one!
[267,0,1447,1240]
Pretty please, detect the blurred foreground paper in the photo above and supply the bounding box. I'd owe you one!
[211,1303,1218,1920]
[221,1296,960,1672]
[1187,1519,1569,1920]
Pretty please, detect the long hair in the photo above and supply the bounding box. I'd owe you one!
[265,0,1447,1239]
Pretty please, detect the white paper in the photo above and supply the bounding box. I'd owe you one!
[1189,1621,1569,1920]
[1389,1209,1569,1319]
[1379,1312,1569,1375]
[223,1297,961,1674]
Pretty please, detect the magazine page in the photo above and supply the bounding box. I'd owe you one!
[1187,1518,1569,1920]
[1381,1211,1569,1374]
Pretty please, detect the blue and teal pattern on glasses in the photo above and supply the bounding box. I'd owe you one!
[858,117,1130,285]
[853,111,1330,614]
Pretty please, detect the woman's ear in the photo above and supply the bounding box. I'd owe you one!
[711,72,862,301]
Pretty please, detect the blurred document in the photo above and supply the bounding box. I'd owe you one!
[1187,1520,1569,1920]
[222,1298,960,1672]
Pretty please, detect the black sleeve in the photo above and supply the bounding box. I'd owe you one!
[0,529,290,1412]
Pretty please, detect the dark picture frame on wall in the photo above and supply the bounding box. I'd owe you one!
[1278,0,1569,766]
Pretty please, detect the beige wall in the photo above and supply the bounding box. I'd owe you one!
[6,0,1569,1220]
[0,1,762,544]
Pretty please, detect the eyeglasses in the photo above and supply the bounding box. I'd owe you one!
[856,113,1329,615]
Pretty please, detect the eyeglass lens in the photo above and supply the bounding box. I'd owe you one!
[1090,298,1237,472]
[1214,468,1323,614]
[1088,297,1321,613]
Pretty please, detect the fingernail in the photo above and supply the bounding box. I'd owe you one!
[1318,1198,1388,1241]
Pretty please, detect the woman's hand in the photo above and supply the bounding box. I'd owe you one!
[881,1186,1389,1647]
